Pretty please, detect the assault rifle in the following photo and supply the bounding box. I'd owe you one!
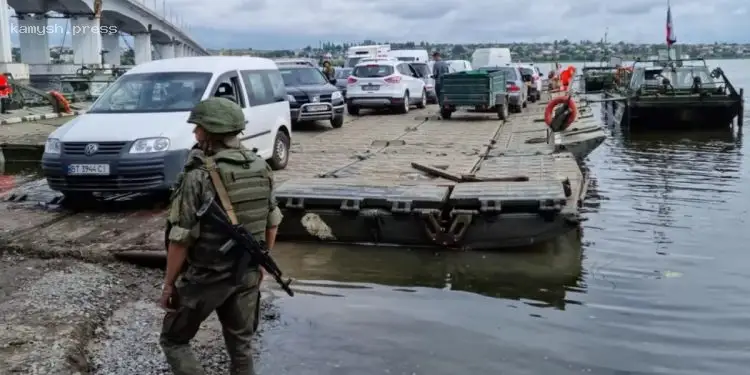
[197,195,294,296]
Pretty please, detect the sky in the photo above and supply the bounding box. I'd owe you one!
[7,0,750,49]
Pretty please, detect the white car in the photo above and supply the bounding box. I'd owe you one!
[41,56,292,202]
[345,59,427,115]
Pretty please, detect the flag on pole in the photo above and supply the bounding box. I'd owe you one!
[666,2,677,46]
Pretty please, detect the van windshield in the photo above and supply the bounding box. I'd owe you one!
[88,72,212,113]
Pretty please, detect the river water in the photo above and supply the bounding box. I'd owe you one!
[258,59,750,375]
[2,59,748,374]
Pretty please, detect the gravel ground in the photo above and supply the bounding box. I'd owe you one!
[0,257,119,374]
[0,252,277,375]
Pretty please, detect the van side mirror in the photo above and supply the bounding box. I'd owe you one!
[329,78,337,85]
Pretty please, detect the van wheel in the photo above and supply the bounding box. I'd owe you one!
[396,93,410,114]
[330,114,344,128]
[347,104,360,116]
[417,89,427,109]
[268,131,290,170]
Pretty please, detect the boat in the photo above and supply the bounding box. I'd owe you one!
[602,57,744,129]
[580,56,621,93]
[58,66,129,103]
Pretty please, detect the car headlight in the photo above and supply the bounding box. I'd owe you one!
[331,91,342,100]
[44,138,61,154]
[129,137,170,153]
[286,94,296,102]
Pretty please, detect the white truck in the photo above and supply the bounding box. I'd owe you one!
[471,48,512,68]
[388,49,429,63]
[344,44,391,68]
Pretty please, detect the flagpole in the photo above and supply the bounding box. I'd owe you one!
[667,0,671,61]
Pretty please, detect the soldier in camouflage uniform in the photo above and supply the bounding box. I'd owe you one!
[159,97,283,375]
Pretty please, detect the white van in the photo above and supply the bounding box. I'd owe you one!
[446,60,472,72]
[41,56,292,200]
[471,48,512,68]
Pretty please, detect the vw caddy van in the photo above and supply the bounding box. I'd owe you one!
[42,56,292,201]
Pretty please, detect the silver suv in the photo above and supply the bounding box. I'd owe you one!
[409,62,437,104]
[478,65,527,113]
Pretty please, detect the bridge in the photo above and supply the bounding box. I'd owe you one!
[0,0,209,78]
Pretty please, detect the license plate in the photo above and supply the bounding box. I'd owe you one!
[67,164,110,175]
[363,85,380,91]
[307,105,329,112]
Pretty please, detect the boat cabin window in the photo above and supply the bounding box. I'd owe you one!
[644,69,663,82]
[670,67,715,88]
[89,72,212,113]
[634,66,716,90]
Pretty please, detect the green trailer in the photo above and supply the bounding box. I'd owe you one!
[439,70,509,120]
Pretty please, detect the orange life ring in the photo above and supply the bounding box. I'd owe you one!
[49,90,71,113]
[544,96,578,129]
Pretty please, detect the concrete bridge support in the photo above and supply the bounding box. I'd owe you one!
[156,43,174,59]
[134,32,152,64]
[102,33,121,65]
[17,16,50,64]
[71,17,103,65]
[0,0,12,63]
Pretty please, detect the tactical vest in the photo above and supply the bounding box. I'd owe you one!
[188,148,272,278]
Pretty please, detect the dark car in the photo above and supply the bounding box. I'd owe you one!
[278,64,345,128]
[334,68,352,98]
[518,65,541,102]
[409,62,437,103]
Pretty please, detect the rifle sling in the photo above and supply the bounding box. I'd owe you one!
[205,157,238,225]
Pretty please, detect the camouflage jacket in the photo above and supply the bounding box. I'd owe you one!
[167,139,283,284]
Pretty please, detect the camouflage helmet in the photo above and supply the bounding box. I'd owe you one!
[187,97,245,134]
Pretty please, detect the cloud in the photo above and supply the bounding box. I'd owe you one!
[5,0,749,49]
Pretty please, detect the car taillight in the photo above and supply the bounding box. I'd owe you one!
[347,76,357,84]
[507,83,520,92]
[384,75,401,84]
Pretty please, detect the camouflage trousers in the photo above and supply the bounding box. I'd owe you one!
[160,272,261,375]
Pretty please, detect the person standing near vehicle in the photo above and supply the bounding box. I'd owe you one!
[431,51,450,108]
[322,53,336,81]
[159,97,283,375]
